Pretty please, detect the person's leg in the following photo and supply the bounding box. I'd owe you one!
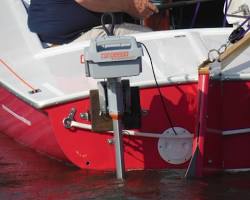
[114,23,151,35]
[72,23,151,43]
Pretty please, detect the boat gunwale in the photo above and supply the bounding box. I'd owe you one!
[1,76,250,109]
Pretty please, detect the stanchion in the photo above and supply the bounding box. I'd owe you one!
[107,78,125,179]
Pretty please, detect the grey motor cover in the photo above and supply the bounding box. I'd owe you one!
[84,36,143,79]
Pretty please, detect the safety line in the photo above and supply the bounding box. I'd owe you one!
[0,58,37,92]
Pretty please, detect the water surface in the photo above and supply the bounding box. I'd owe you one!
[0,133,249,200]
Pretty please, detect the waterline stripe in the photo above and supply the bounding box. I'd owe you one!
[2,104,31,126]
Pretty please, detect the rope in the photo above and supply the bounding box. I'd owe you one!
[101,13,115,36]
[0,58,38,92]
[228,16,250,43]
[223,0,250,43]
[139,42,178,135]
[223,0,232,27]
[190,1,201,28]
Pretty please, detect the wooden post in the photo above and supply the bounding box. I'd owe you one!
[219,33,250,69]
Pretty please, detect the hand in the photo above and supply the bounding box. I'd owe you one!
[124,0,159,19]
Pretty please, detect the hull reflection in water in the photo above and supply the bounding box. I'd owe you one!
[0,133,250,200]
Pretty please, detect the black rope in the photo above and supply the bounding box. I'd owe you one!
[228,26,246,43]
[228,16,250,43]
[139,42,178,135]
[101,13,115,36]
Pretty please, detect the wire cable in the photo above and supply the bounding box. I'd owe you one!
[139,42,178,135]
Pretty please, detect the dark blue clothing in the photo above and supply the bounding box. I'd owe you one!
[28,0,102,44]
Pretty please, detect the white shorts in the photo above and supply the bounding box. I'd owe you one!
[72,23,151,43]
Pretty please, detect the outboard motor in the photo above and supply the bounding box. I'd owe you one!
[84,13,143,179]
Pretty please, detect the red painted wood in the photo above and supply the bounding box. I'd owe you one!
[222,81,250,169]
[191,73,209,177]
[187,79,225,178]
[203,81,224,175]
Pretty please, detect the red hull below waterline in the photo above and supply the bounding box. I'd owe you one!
[0,80,250,173]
